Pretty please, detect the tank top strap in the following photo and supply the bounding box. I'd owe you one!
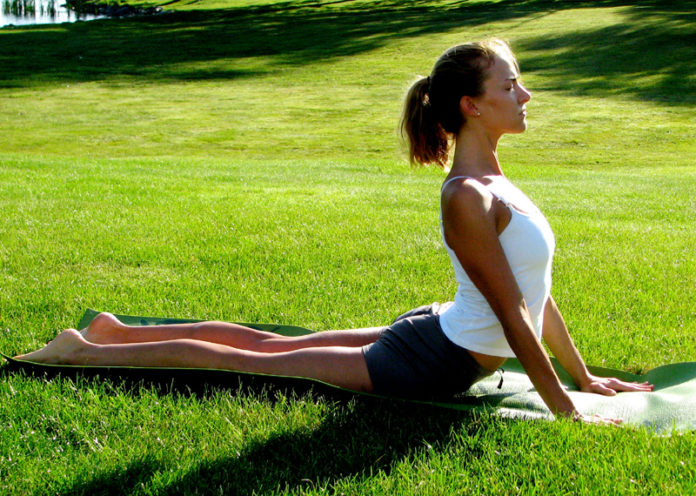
[479,180,513,208]
[440,175,473,192]
[440,175,512,208]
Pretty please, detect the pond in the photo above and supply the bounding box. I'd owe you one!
[1,0,102,27]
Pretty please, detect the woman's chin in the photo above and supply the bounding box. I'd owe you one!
[508,123,528,134]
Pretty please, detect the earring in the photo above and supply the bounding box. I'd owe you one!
[476,111,481,116]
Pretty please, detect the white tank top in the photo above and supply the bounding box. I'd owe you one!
[438,175,555,357]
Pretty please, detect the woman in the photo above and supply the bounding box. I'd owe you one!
[17,39,652,423]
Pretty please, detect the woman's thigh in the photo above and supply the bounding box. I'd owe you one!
[246,345,374,392]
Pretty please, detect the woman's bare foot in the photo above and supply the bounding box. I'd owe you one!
[81,312,124,344]
[15,329,90,364]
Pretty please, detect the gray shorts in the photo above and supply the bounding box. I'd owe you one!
[362,303,492,399]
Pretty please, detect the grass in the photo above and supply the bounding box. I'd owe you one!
[1,0,696,494]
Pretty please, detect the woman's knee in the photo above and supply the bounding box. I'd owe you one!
[190,321,283,352]
[191,320,241,337]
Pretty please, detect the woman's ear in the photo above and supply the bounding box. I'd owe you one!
[459,95,480,118]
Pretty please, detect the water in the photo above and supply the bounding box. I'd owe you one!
[1,0,102,27]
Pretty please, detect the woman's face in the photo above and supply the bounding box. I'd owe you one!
[474,53,532,135]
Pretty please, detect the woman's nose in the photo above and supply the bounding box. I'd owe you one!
[519,84,532,104]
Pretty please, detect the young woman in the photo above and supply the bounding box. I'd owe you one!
[16,39,652,423]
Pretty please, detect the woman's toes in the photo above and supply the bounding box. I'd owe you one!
[16,329,88,364]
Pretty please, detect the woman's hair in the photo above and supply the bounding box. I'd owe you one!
[401,39,517,167]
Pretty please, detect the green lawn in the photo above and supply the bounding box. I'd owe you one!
[1,0,696,494]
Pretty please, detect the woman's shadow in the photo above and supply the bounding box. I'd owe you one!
[2,361,487,495]
[52,382,484,495]
[168,400,480,495]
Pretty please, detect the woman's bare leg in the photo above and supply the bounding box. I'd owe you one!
[82,312,384,352]
[16,329,374,392]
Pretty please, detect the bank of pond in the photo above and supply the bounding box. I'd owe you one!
[1,0,163,27]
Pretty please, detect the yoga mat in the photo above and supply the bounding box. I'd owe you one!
[4,309,695,433]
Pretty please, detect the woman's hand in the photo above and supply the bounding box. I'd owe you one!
[575,413,624,426]
[559,410,623,425]
[562,375,654,426]
[580,374,654,396]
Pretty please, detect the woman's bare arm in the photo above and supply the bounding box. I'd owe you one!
[542,296,654,394]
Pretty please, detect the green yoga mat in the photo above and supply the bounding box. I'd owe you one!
[5,309,696,434]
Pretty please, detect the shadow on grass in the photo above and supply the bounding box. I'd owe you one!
[59,455,167,496]
[518,5,696,105]
[0,0,693,104]
[157,401,482,495]
[59,398,485,495]
[2,361,490,495]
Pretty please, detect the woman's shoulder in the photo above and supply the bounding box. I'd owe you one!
[441,177,497,226]
[442,176,494,207]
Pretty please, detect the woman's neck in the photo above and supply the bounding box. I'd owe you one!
[449,127,504,179]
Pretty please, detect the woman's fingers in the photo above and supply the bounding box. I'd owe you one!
[578,413,623,426]
[582,376,655,395]
[589,382,617,396]
[573,377,655,426]
[605,378,654,392]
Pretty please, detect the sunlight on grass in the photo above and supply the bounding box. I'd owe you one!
[0,2,693,161]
